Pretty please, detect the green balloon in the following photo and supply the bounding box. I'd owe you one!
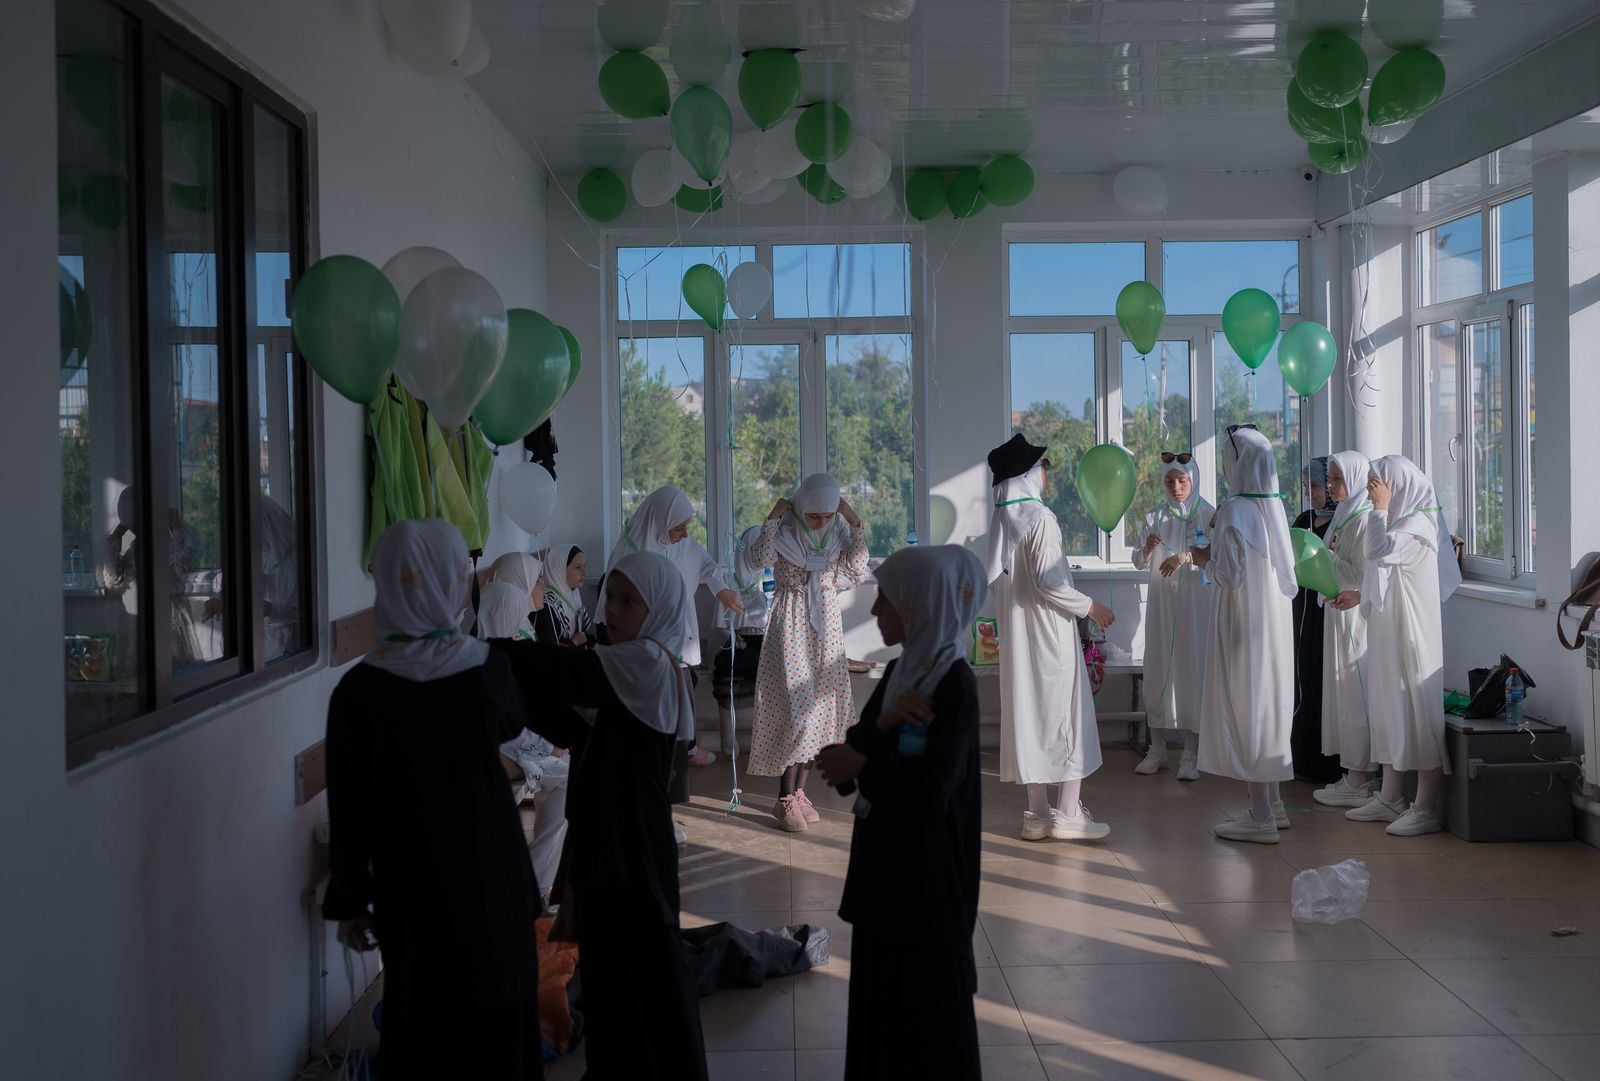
[598,51,670,119]
[947,167,987,218]
[682,263,727,330]
[167,182,212,213]
[557,326,583,394]
[980,156,1034,207]
[794,102,852,164]
[474,309,572,446]
[1286,81,1362,145]
[1367,48,1446,127]
[1278,321,1338,397]
[796,164,846,204]
[1290,527,1341,598]
[738,49,802,130]
[290,255,401,405]
[905,169,947,221]
[1078,444,1139,534]
[673,184,724,213]
[1308,133,1368,175]
[671,86,733,184]
[1295,31,1368,109]
[577,167,627,222]
[1116,281,1166,356]
[79,175,127,230]
[1221,288,1281,370]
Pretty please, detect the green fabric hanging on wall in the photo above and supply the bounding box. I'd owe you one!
[366,379,494,565]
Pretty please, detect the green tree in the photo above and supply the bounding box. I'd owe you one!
[1013,399,1097,555]
[826,341,913,554]
[61,398,92,561]
[1214,362,1301,517]
[729,347,801,543]
[618,341,709,545]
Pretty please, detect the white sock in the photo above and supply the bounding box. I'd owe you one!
[1247,782,1273,823]
[1346,769,1369,789]
[1058,778,1082,815]
[1268,781,1281,805]
[1181,729,1199,757]
[1146,736,1169,761]
[1380,765,1405,805]
[1415,768,1443,815]
[1026,784,1050,816]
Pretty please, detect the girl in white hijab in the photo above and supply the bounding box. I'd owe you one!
[1345,454,1458,836]
[1191,425,1296,843]
[1131,451,1214,779]
[537,544,594,647]
[1314,450,1379,808]
[984,434,1116,842]
[483,551,546,641]
[745,473,871,831]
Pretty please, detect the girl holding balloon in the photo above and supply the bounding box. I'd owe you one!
[1314,451,1379,809]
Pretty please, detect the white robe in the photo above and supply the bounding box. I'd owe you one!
[1196,524,1294,783]
[1320,507,1375,770]
[994,515,1103,784]
[1362,512,1449,773]
[1131,500,1214,730]
[664,537,729,669]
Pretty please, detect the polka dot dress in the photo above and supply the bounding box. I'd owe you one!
[746,520,871,776]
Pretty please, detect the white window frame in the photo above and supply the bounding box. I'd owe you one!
[605,231,925,566]
[1001,228,1313,566]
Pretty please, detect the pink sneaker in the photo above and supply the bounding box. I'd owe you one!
[772,794,809,832]
[793,789,822,824]
[686,746,718,767]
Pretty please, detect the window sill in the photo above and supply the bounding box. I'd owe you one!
[1451,580,1543,610]
[1067,564,1144,582]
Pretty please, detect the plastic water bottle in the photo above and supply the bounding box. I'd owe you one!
[1192,525,1212,586]
[761,567,775,597]
[905,527,918,547]
[1504,668,1525,727]
[65,545,86,589]
[897,723,928,758]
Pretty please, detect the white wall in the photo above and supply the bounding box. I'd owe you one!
[0,0,546,1077]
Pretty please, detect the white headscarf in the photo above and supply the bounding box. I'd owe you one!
[770,473,851,634]
[1367,454,1461,607]
[1152,455,1202,554]
[596,550,697,740]
[485,550,542,638]
[985,462,1052,585]
[877,545,987,706]
[477,581,536,640]
[600,485,696,616]
[1216,426,1297,598]
[365,519,489,681]
[542,544,587,624]
[1327,450,1373,542]
[731,523,766,591]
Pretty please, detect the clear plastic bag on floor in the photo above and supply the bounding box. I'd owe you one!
[1290,858,1370,924]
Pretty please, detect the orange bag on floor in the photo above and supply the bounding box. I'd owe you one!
[535,917,580,1053]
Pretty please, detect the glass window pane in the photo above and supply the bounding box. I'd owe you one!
[619,337,708,546]
[1213,335,1301,508]
[253,107,305,662]
[1422,321,1462,538]
[728,343,802,542]
[1468,320,1505,559]
[1522,303,1536,569]
[772,243,910,319]
[1008,242,1145,316]
[1495,194,1533,290]
[1009,334,1098,556]
[615,245,754,322]
[1122,340,1194,546]
[1419,211,1484,305]
[826,334,912,556]
[59,0,145,738]
[1162,240,1301,315]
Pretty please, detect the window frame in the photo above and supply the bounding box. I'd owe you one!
[64,0,319,769]
[1002,228,1312,566]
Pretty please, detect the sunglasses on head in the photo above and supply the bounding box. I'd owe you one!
[1225,423,1259,455]
[1160,451,1193,465]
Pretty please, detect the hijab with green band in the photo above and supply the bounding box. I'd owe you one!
[1366,454,1461,607]
[599,550,697,740]
[1217,425,1298,598]
[986,460,1050,585]
[771,473,852,635]
[476,580,537,641]
[366,519,489,681]
[1327,450,1373,538]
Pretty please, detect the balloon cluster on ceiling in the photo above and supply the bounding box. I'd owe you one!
[1289,29,1446,175]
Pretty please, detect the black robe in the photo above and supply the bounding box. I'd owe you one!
[838,660,982,1081]
[493,640,709,1081]
[323,651,544,1081]
[1290,511,1343,783]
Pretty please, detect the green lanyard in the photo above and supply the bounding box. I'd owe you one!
[1386,505,1441,532]
[794,512,838,552]
[384,628,455,643]
[643,636,684,668]
[994,497,1040,508]
[1237,492,1285,501]
[1331,504,1371,538]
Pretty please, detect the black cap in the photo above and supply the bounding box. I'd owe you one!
[988,433,1047,485]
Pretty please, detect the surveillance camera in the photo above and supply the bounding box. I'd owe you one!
[1303,170,1316,182]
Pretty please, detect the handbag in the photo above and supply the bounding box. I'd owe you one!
[1464,654,1537,719]
[1556,555,1600,651]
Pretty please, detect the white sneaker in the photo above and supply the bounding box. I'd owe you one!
[673,826,687,850]
[1314,775,1370,808]
[1272,800,1291,830]
[1134,745,1168,775]
[1214,813,1280,844]
[1175,754,1200,782]
[1345,795,1408,823]
[1020,810,1051,841]
[1050,803,1111,841]
[1387,806,1443,837]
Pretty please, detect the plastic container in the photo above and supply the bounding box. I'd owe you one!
[1504,668,1525,727]
[1192,526,1211,586]
[905,528,918,547]
[65,545,86,589]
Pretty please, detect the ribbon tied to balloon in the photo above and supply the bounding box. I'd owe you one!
[1290,527,1340,599]
[1078,444,1139,535]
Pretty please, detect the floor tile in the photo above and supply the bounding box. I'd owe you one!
[707,1049,795,1081]
[680,856,793,911]
[1116,852,1298,904]
[1036,1040,1301,1081]
[1511,1034,1600,1081]
[1278,852,1509,901]
[975,966,1034,1046]
[1211,959,1497,1039]
[1162,901,1403,963]
[699,980,796,1052]
[981,900,1200,966]
[1003,962,1264,1044]
[1450,847,1600,899]
[980,856,1154,908]
[978,1044,1048,1079]
[791,862,847,910]
[792,968,849,1050]
[794,1048,845,1081]
[1273,1035,1562,1081]
[1418,957,1600,1035]
[1359,899,1600,959]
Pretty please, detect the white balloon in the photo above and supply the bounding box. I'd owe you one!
[853,0,918,22]
[672,145,725,190]
[500,461,558,536]
[1369,119,1415,145]
[379,0,472,64]
[395,267,508,430]
[669,4,732,86]
[734,176,787,205]
[753,118,809,179]
[726,261,773,319]
[858,182,899,220]
[724,130,763,191]
[1112,165,1168,217]
[737,2,802,50]
[394,20,490,79]
[830,136,891,196]
[631,149,678,206]
[382,246,461,306]
[597,0,668,51]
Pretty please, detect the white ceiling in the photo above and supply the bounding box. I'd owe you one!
[467,0,1600,175]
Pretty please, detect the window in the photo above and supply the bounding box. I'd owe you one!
[1419,211,1484,306]
[58,0,316,765]
[612,241,919,567]
[1120,340,1194,548]
[1008,333,1098,554]
[1163,241,1301,315]
[1213,336,1301,507]
[1494,195,1533,290]
[1007,243,1144,316]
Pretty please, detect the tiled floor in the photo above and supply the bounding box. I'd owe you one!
[545,746,1600,1080]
